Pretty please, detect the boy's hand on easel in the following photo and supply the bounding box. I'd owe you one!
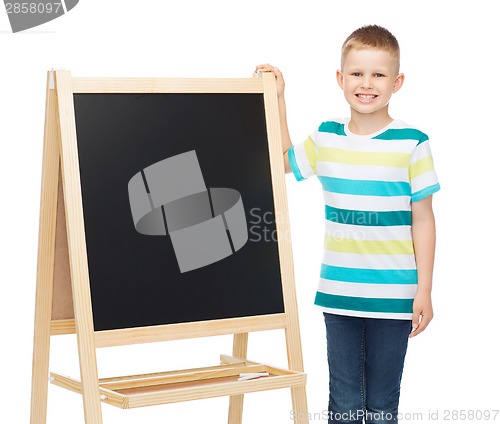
[409,291,433,338]
[255,64,285,97]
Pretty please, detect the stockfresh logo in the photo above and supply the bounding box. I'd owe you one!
[3,0,78,32]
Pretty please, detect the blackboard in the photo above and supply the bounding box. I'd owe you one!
[73,93,285,331]
[32,73,308,423]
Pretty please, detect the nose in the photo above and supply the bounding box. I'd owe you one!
[361,76,373,89]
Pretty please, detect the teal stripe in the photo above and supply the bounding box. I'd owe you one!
[320,264,417,285]
[288,146,305,181]
[318,176,411,197]
[416,137,429,146]
[374,128,428,143]
[319,121,346,136]
[412,183,440,202]
[325,205,411,226]
[315,292,414,314]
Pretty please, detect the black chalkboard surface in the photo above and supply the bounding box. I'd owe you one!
[73,93,284,331]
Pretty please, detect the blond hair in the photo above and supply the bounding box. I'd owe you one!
[341,25,400,72]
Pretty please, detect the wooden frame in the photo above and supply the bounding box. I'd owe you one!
[30,70,309,423]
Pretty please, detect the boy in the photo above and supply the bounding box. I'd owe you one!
[256,25,439,424]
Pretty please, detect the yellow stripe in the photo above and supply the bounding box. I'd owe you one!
[304,137,317,173]
[318,147,410,168]
[324,235,414,255]
[409,155,434,179]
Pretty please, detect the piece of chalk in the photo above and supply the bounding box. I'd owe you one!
[239,372,269,377]
[237,372,269,381]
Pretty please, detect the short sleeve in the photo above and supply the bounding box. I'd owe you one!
[409,137,440,202]
[288,131,318,181]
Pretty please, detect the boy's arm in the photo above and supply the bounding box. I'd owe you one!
[409,195,436,338]
[255,64,292,173]
[278,95,292,173]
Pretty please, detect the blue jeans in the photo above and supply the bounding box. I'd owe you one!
[324,313,412,424]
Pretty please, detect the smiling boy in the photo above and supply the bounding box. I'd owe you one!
[257,25,439,424]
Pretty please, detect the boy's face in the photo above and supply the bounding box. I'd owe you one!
[337,48,404,117]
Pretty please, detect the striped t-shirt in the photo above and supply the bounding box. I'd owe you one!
[288,118,440,320]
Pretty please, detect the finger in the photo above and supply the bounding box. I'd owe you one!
[255,64,281,75]
[409,326,420,337]
[409,313,432,338]
[416,314,431,335]
[408,312,420,338]
[255,64,274,72]
[411,311,420,331]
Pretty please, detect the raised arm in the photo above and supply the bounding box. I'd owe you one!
[409,195,436,338]
[255,64,292,173]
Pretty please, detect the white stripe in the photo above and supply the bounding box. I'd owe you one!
[411,171,439,194]
[322,250,416,270]
[309,129,319,143]
[315,305,413,320]
[316,162,409,182]
[293,143,314,179]
[317,133,416,154]
[410,140,433,164]
[315,132,344,147]
[324,221,412,241]
[318,278,417,299]
[323,191,410,212]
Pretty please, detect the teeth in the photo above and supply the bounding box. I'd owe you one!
[357,94,376,98]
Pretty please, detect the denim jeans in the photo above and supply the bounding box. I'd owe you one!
[324,313,412,424]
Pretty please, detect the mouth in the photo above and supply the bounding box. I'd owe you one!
[355,94,378,103]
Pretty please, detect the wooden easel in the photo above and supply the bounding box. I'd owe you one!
[30,70,309,423]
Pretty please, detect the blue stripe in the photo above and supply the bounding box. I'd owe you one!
[325,205,411,226]
[373,128,429,143]
[320,264,417,285]
[315,292,414,314]
[287,146,305,181]
[412,183,440,202]
[318,176,411,197]
[319,121,346,136]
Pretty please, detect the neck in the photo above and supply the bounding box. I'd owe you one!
[348,108,393,135]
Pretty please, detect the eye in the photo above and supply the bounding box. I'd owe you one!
[374,73,385,78]
[352,72,362,77]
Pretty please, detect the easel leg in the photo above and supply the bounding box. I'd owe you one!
[30,304,52,424]
[227,333,248,424]
[285,326,309,424]
[291,386,309,423]
[55,70,104,424]
[30,74,61,424]
[30,209,56,424]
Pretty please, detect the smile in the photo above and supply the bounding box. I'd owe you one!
[355,94,378,103]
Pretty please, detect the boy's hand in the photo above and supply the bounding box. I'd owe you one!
[409,291,433,338]
[255,64,285,97]
[255,64,292,171]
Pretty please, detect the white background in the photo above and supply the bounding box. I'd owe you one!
[1,1,499,423]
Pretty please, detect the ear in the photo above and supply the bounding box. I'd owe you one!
[393,73,405,93]
[336,69,344,90]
